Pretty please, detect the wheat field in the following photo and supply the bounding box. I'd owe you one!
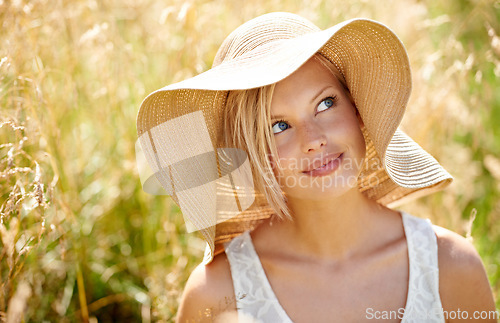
[0,0,499,321]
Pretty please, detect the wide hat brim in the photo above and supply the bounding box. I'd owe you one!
[136,13,452,264]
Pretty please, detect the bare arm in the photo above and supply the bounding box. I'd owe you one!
[435,225,498,322]
[176,253,237,323]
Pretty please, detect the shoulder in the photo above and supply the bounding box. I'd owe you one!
[176,252,237,323]
[432,224,482,268]
[432,225,497,319]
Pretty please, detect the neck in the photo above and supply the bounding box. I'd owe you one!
[272,187,385,260]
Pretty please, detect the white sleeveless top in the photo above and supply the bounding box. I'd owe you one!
[224,211,445,322]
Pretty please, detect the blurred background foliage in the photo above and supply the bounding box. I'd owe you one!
[0,0,499,321]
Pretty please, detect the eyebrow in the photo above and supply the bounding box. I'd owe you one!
[270,85,335,121]
[311,85,334,104]
[270,115,284,122]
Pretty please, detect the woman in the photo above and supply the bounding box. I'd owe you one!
[136,12,497,322]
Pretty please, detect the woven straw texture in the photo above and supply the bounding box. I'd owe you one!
[136,12,452,264]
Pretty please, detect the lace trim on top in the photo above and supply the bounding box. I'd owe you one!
[224,211,445,322]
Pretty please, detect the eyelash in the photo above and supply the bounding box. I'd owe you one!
[317,96,338,113]
[272,119,288,132]
[271,95,338,134]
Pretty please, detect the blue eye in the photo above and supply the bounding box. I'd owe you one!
[272,120,289,134]
[317,97,336,112]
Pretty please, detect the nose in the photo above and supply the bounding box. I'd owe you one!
[299,123,327,153]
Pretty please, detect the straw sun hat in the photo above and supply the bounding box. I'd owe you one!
[136,12,453,264]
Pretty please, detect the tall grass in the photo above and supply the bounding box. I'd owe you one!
[0,0,498,321]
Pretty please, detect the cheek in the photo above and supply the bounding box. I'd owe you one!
[269,140,296,177]
[327,111,365,155]
[268,144,284,176]
[323,112,358,137]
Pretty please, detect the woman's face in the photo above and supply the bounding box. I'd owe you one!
[270,57,366,200]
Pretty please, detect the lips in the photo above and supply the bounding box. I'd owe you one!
[302,152,343,176]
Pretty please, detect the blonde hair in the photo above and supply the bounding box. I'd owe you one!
[223,53,352,220]
[223,84,291,219]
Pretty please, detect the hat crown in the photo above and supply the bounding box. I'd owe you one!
[138,12,452,264]
[213,12,320,67]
